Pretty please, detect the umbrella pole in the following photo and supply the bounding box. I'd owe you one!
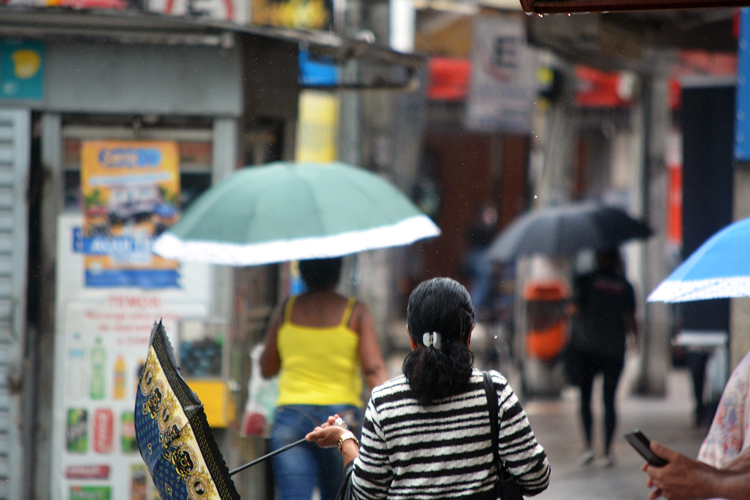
[229,438,308,476]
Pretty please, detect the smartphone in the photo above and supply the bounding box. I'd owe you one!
[624,430,668,467]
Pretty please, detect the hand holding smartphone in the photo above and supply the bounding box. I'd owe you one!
[624,430,668,467]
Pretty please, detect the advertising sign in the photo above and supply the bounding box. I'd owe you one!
[53,214,213,500]
[45,0,127,8]
[81,141,181,288]
[147,0,245,23]
[0,39,44,101]
[295,90,339,162]
[58,300,208,500]
[465,15,536,134]
[666,129,683,249]
[251,0,332,30]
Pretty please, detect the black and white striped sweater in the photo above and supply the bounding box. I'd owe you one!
[350,369,551,499]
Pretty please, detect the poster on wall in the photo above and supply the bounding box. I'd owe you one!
[465,15,536,134]
[53,214,214,500]
[81,141,181,289]
[59,301,208,500]
[0,39,44,101]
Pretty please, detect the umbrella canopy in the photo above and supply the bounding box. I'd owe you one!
[135,321,240,500]
[648,217,750,302]
[153,161,440,266]
[486,201,652,262]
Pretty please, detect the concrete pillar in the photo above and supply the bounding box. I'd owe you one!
[635,76,671,396]
[212,118,238,321]
[210,117,239,482]
[37,113,64,500]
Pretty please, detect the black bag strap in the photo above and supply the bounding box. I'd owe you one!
[482,371,513,482]
[334,460,355,500]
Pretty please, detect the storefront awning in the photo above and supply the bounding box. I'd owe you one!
[0,9,424,73]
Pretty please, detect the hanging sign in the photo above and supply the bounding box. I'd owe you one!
[295,90,339,163]
[465,16,536,134]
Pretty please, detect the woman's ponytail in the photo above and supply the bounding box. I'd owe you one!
[402,278,476,406]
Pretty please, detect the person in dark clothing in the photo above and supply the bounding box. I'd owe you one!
[464,202,498,317]
[569,248,638,468]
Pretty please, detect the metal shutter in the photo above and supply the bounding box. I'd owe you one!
[0,110,30,500]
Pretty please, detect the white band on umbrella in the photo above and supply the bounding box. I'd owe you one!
[422,332,441,349]
[153,215,440,266]
[648,276,750,303]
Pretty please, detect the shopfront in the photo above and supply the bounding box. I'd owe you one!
[0,12,285,500]
[0,9,424,500]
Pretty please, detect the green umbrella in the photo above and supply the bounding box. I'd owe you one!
[153,162,440,266]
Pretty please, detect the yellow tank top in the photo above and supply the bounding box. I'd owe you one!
[276,296,363,407]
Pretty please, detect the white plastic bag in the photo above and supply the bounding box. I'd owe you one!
[240,344,278,438]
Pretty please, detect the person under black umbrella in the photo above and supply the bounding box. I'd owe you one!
[567,248,639,468]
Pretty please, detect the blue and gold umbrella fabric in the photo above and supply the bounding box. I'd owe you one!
[135,321,240,500]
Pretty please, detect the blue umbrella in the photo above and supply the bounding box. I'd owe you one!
[648,217,750,302]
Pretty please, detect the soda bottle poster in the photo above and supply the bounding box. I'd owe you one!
[81,141,181,288]
[56,300,208,500]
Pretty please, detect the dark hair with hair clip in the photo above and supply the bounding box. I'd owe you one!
[299,257,343,291]
[402,277,475,406]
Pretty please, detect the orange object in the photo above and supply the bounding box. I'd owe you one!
[527,321,567,361]
[524,281,569,361]
[524,281,569,301]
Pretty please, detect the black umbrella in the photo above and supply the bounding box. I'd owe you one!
[486,201,652,262]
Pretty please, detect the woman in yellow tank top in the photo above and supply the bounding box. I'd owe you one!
[260,257,389,500]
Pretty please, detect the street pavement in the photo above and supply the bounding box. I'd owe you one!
[521,367,707,500]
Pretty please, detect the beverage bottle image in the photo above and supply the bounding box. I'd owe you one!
[90,337,106,400]
[66,332,86,400]
[113,355,126,400]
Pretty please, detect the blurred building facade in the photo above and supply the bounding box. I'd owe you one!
[0,2,744,500]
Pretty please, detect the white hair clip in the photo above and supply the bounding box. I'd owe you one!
[422,332,442,349]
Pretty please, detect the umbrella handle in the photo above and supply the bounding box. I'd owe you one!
[229,438,307,476]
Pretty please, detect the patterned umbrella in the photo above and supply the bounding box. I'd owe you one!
[135,321,309,498]
[135,321,240,500]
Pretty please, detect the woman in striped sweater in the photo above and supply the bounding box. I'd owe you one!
[307,277,551,499]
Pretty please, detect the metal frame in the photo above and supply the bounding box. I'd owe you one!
[521,0,750,13]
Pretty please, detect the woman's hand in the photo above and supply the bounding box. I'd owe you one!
[306,415,348,448]
[641,442,716,500]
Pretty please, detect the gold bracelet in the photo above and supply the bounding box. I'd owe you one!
[337,431,359,454]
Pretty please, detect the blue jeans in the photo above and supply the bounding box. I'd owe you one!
[270,404,362,500]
